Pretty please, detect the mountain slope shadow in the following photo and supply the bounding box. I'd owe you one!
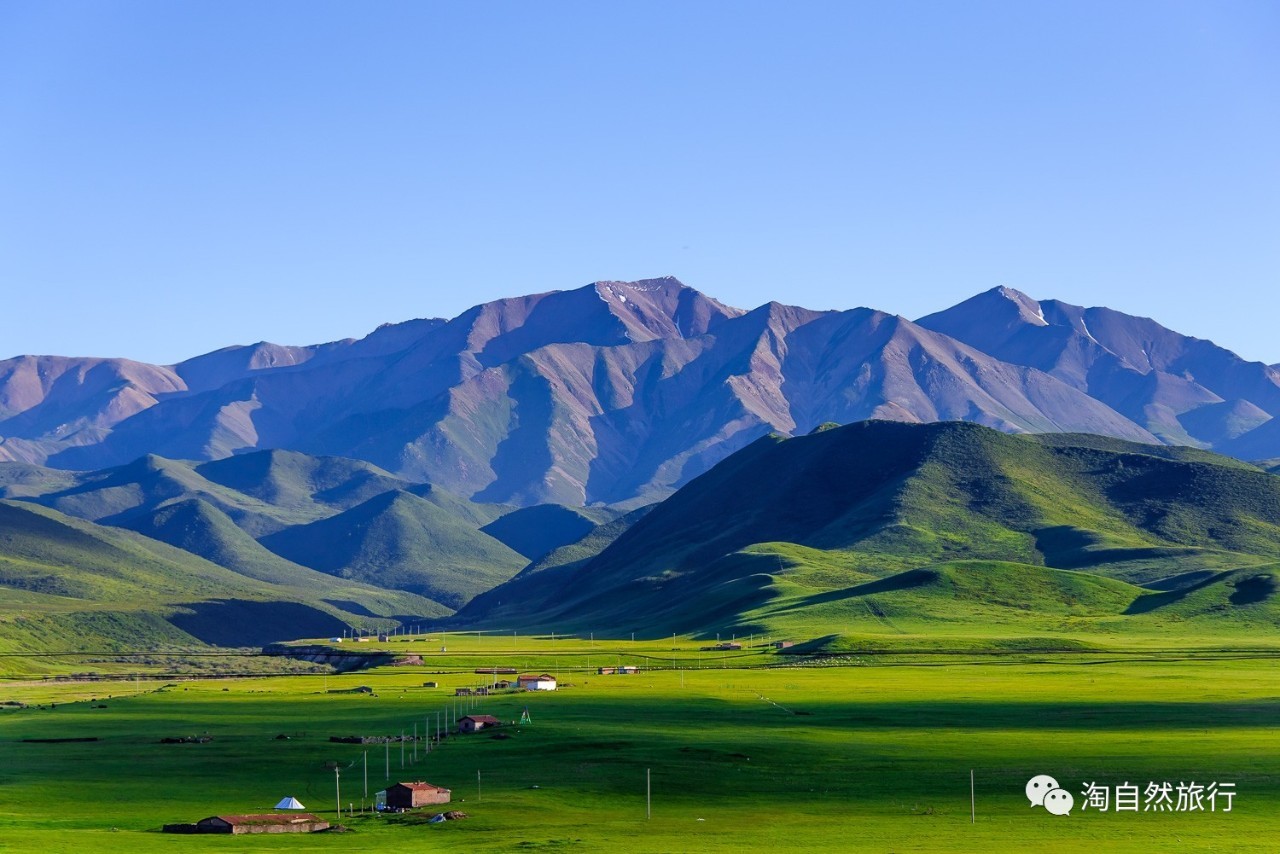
[169,600,348,646]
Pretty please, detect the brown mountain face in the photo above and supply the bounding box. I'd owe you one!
[1,278,1274,506]
[917,286,1280,450]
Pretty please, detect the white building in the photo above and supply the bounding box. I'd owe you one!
[517,673,557,691]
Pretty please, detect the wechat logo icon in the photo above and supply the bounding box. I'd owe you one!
[1027,774,1074,816]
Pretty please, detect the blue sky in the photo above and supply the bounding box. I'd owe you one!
[1,1,1276,364]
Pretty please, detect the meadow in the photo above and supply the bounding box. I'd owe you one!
[1,633,1276,853]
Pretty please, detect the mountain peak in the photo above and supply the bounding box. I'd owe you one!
[591,275,687,293]
[585,277,743,339]
[987,286,1048,326]
[916,285,1051,350]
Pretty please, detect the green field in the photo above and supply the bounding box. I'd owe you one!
[2,633,1276,853]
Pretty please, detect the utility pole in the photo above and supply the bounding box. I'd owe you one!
[363,751,368,799]
[334,766,341,821]
[646,768,651,819]
[971,770,975,824]
[477,769,482,802]
[401,730,405,769]
[385,739,389,781]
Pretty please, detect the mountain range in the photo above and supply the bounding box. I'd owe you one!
[4,278,1278,508]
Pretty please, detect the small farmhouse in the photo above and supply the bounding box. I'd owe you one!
[192,814,329,834]
[458,714,501,734]
[385,781,452,809]
[517,673,557,691]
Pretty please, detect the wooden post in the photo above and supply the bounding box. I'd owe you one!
[970,769,975,824]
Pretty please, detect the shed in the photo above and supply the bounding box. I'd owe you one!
[517,673,557,691]
[194,814,329,834]
[385,781,452,809]
[458,714,501,734]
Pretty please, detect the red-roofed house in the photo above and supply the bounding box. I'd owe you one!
[458,714,502,734]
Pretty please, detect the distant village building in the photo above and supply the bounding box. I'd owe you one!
[385,782,452,809]
[423,681,438,688]
[773,640,794,649]
[597,666,616,675]
[517,673,557,691]
[493,679,515,689]
[458,714,502,734]
[455,687,474,696]
[182,814,329,834]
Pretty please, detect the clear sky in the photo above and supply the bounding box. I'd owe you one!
[1,1,1277,365]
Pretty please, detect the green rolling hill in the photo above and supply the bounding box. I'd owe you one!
[0,449,608,623]
[0,499,442,665]
[258,489,528,608]
[456,420,1280,640]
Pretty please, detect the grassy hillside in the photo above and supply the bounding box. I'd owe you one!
[0,499,442,662]
[480,503,613,561]
[0,450,536,617]
[457,421,1280,636]
[259,490,527,608]
[118,496,448,613]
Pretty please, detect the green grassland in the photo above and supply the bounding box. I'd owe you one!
[1,632,1276,853]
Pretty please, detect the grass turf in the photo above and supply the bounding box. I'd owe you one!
[1,633,1275,853]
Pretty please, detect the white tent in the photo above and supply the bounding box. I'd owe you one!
[274,796,306,810]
